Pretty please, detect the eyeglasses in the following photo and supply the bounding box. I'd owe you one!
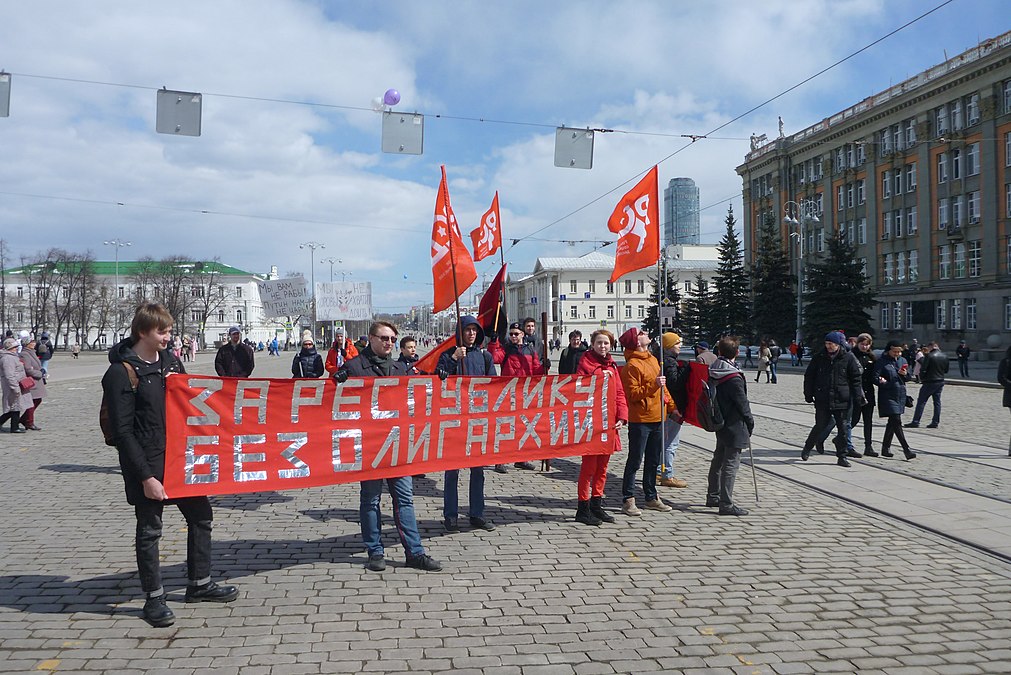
[508,332,523,336]
[373,335,397,343]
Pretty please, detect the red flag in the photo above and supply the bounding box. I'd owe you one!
[431,166,478,312]
[470,191,503,262]
[608,165,660,283]
[415,263,508,375]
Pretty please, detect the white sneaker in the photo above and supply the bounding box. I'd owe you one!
[644,498,673,512]
[621,499,641,516]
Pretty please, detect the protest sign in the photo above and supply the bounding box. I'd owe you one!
[315,281,373,321]
[255,277,310,318]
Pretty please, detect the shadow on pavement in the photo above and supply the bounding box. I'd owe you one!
[39,463,121,475]
[211,491,295,511]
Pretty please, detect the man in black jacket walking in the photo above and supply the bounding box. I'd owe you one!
[906,341,949,428]
[214,326,255,377]
[801,332,865,467]
[707,337,755,516]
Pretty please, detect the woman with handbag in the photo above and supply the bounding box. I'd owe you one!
[874,340,916,460]
[17,336,46,431]
[0,337,33,433]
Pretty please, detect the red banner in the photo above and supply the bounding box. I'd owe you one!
[163,373,616,498]
[608,165,660,283]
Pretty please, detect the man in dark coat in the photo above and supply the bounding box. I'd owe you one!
[906,341,949,428]
[801,332,865,467]
[335,321,442,573]
[557,330,587,375]
[214,326,255,377]
[955,340,971,378]
[707,337,754,516]
[436,316,497,532]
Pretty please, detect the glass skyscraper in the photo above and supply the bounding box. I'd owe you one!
[663,177,700,246]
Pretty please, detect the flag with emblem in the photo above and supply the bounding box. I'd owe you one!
[431,165,478,312]
[608,165,659,283]
[470,191,503,262]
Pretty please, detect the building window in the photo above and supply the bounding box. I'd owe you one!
[569,306,578,319]
[1006,298,1011,330]
[951,99,963,130]
[607,305,614,319]
[883,254,893,285]
[938,245,951,279]
[881,304,890,330]
[637,280,645,294]
[952,148,961,179]
[623,280,632,294]
[190,285,204,298]
[969,240,981,278]
[906,163,916,191]
[16,310,24,322]
[637,305,645,318]
[588,306,596,319]
[954,242,967,279]
[236,310,243,324]
[1006,183,1011,218]
[217,310,225,322]
[881,173,891,198]
[837,185,844,210]
[857,143,866,164]
[624,305,632,319]
[1005,80,1011,113]
[952,195,964,228]
[907,206,917,234]
[966,93,980,126]
[218,286,225,299]
[235,287,243,299]
[1006,132,1011,167]
[893,301,903,330]
[892,124,902,152]
[967,298,977,330]
[905,119,916,146]
[938,198,949,230]
[846,183,854,208]
[882,212,892,239]
[893,209,903,238]
[937,152,947,183]
[815,192,823,213]
[896,251,906,283]
[858,218,867,244]
[951,299,962,330]
[570,280,577,294]
[935,106,948,136]
[905,302,913,328]
[588,280,595,293]
[683,280,692,294]
[967,142,979,176]
[967,191,980,224]
[893,169,903,195]
[936,300,947,330]
[190,310,201,322]
[604,280,613,294]
[857,179,865,204]
[817,230,824,253]
[118,286,125,298]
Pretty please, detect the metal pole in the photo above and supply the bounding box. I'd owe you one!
[104,239,132,341]
[748,442,759,504]
[300,241,325,343]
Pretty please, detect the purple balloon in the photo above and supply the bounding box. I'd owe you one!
[383,88,401,106]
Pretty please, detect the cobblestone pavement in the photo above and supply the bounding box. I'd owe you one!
[1,354,1010,673]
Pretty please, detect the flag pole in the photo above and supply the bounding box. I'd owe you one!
[491,229,507,339]
[656,253,667,479]
[444,174,465,375]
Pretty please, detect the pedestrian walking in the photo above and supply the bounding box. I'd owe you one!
[956,340,971,378]
[101,303,238,627]
[35,331,54,375]
[573,329,628,526]
[851,333,877,456]
[875,340,916,460]
[997,345,1011,457]
[707,337,755,516]
[181,336,192,362]
[437,316,497,532]
[800,332,865,467]
[0,337,32,433]
[789,340,799,366]
[17,336,46,431]
[214,326,255,377]
[743,344,755,368]
[905,341,949,428]
[755,341,771,383]
[658,332,688,489]
[618,327,675,515]
[71,342,81,359]
[768,339,781,383]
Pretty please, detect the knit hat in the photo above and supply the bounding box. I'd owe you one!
[825,331,847,346]
[301,329,313,344]
[697,341,710,350]
[618,327,640,351]
[20,336,33,347]
[335,326,345,335]
[228,325,241,335]
[857,333,873,343]
[661,332,682,350]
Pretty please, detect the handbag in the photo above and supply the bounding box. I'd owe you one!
[19,376,36,393]
[904,395,914,408]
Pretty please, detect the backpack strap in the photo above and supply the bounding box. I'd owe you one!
[122,362,139,392]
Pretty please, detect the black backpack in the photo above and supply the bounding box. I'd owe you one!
[99,363,139,446]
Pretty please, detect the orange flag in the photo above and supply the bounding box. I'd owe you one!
[431,166,478,313]
[470,191,503,262]
[608,165,660,283]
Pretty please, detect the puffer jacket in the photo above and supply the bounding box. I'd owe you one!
[437,315,497,376]
[874,354,908,417]
[803,348,864,411]
[488,338,546,376]
[620,348,673,423]
[1,350,33,413]
[576,348,628,452]
[291,347,324,378]
[324,337,359,375]
[101,338,185,505]
[18,347,47,399]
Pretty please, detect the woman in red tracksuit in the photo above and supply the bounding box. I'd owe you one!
[573,329,628,526]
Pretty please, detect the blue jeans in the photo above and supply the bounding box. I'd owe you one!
[769,361,778,383]
[912,382,944,425]
[40,358,50,375]
[443,468,485,519]
[659,417,682,479]
[359,477,424,558]
[622,421,662,502]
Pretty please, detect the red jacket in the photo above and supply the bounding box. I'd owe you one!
[324,339,359,375]
[576,349,628,452]
[488,338,546,376]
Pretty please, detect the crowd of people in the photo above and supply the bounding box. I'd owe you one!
[0,330,53,433]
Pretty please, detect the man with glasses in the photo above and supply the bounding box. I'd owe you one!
[489,322,546,470]
[335,321,442,573]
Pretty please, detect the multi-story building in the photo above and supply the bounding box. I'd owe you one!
[736,30,1011,352]
[663,177,701,246]
[1,259,283,349]
[504,246,718,341]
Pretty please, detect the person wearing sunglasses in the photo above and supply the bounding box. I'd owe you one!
[488,322,547,470]
[334,321,442,573]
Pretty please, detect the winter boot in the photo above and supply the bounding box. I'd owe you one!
[589,496,614,524]
[575,500,601,526]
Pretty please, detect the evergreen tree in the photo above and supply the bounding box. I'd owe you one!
[751,214,797,346]
[643,262,682,337]
[802,232,875,346]
[711,205,751,338]
[679,273,715,344]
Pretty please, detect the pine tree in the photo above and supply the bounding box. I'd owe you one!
[679,273,715,344]
[711,205,751,338]
[751,214,797,346]
[802,232,875,346]
[643,262,682,337]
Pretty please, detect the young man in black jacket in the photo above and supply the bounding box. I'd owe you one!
[707,337,755,516]
[906,341,949,428]
[214,326,255,377]
[557,330,587,375]
[801,332,865,467]
[102,303,238,627]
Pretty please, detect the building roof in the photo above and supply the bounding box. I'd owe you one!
[525,249,718,275]
[3,260,260,277]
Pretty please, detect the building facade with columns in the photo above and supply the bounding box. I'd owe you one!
[736,30,1011,354]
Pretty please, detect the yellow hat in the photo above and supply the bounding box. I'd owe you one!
[662,332,682,350]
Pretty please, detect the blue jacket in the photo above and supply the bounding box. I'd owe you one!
[436,315,497,376]
[874,355,908,417]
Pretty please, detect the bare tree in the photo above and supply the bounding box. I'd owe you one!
[189,260,232,348]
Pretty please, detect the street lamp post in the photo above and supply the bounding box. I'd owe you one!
[320,256,340,342]
[103,238,132,341]
[299,241,325,342]
[783,201,820,346]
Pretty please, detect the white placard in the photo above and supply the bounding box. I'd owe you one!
[315,281,373,321]
[256,277,310,318]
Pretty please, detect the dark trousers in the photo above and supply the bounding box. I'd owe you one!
[958,359,969,378]
[804,407,850,457]
[0,411,19,431]
[707,438,742,509]
[622,422,662,502]
[134,496,213,595]
[850,399,874,451]
[881,415,910,452]
[912,382,944,425]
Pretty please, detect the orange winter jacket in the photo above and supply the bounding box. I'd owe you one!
[324,339,359,375]
[620,348,675,423]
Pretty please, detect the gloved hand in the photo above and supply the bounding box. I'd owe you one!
[436,368,449,381]
[746,419,755,436]
[334,370,349,384]
[805,396,814,404]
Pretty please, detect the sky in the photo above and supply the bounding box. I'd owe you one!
[1,0,1009,312]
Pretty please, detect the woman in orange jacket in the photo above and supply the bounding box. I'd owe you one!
[324,329,359,376]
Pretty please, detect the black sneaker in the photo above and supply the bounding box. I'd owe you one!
[718,505,749,516]
[469,517,495,531]
[881,448,894,458]
[846,449,862,458]
[863,449,879,458]
[493,464,508,474]
[405,554,442,572]
[925,423,938,429]
[367,554,386,572]
[837,457,851,468]
[514,461,536,470]
[903,422,919,428]
[184,581,239,603]
[143,595,175,627]
[443,516,460,532]
[904,449,917,460]
[705,497,719,508]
